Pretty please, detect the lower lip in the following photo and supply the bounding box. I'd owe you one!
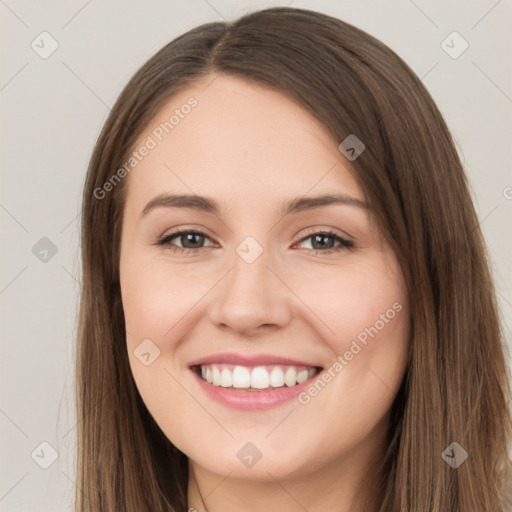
[190,369,320,410]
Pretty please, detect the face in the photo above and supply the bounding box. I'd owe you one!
[119,74,410,483]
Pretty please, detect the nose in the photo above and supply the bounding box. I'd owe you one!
[208,247,293,337]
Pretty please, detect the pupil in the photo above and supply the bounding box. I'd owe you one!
[183,233,203,248]
[313,234,333,249]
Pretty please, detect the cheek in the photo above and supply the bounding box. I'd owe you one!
[120,254,222,415]
[120,254,205,343]
[289,258,410,408]
[290,259,407,348]
[120,255,213,439]
[275,260,409,458]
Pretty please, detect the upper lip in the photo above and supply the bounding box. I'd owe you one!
[188,352,323,368]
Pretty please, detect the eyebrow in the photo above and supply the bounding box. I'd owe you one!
[139,193,368,218]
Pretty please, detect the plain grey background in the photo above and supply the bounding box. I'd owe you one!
[1,1,511,510]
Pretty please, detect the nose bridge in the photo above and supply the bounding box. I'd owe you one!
[208,236,292,334]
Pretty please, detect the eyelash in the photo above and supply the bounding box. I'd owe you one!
[155,228,354,255]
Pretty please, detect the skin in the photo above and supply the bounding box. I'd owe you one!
[119,74,410,512]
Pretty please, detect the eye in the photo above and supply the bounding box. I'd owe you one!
[156,230,216,252]
[155,228,354,255]
[294,230,354,254]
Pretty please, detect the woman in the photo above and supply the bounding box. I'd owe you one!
[76,6,512,511]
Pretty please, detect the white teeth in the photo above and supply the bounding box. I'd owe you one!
[232,365,251,388]
[284,367,297,387]
[251,366,270,389]
[296,369,309,384]
[220,368,232,387]
[269,367,285,387]
[197,364,318,390]
[212,365,221,386]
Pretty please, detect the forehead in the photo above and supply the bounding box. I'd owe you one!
[125,74,363,208]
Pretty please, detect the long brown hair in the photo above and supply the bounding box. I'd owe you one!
[76,6,512,511]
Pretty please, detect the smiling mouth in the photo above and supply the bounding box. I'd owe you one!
[192,364,322,391]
